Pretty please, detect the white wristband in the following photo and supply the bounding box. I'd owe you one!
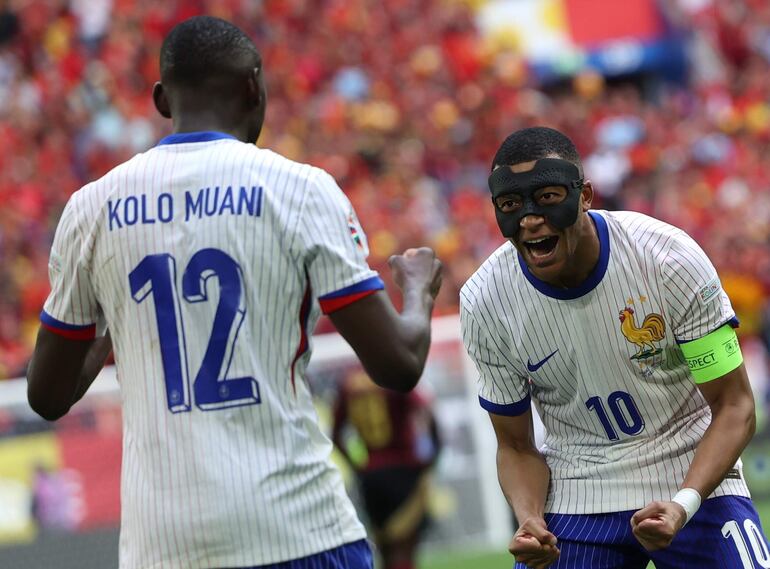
[671,488,702,526]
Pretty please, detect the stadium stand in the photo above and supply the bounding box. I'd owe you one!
[1,0,769,379]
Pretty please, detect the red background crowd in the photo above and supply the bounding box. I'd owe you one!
[1,0,769,379]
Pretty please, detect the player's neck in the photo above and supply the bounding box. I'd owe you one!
[536,213,601,289]
[171,113,251,143]
[562,218,600,287]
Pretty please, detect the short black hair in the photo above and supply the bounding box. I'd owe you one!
[160,16,260,87]
[492,127,582,176]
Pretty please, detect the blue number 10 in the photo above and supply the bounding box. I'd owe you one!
[129,248,260,413]
[585,391,644,440]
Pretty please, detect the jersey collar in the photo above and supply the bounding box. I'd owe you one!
[518,210,610,300]
[156,131,238,146]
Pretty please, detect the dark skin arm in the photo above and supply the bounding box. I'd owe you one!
[27,329,112,421]
[329,247,442,393]
[490,410,560,569]
[631,362,756,550]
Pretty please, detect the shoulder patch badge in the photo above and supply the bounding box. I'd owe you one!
[347,211,364,249]
[49,250,63,274]
[698,278,721,305]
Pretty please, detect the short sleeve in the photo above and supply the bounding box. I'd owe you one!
[662,230,736,342]
[40,194,102,340]
[298,170,384,313]
[459,298,531,416]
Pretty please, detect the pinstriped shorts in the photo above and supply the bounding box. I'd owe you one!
[228,540,373,569]
[514,496,769,569]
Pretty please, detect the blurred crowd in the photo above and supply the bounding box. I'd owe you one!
[1,0,770,379]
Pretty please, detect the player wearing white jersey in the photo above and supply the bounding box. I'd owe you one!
[26,17,442,569]
[460,127,768,568]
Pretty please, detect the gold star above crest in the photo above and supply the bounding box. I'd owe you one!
[639,295,647,303]
[626,297,635,305]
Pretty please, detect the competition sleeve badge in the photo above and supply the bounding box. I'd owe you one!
[618,295,665,363]
[347,211,364,249]
[48,250,63,274]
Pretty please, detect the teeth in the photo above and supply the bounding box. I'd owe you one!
[525,237,551,244]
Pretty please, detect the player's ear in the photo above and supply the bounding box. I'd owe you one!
[248,66,265,110]
[580,180,594,211]
[152,82,172,119]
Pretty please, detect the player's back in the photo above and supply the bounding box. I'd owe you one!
[67,133,367,568]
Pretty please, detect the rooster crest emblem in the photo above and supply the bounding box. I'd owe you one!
[619,306,665,360]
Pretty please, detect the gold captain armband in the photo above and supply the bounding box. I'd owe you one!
[679,324,743,384]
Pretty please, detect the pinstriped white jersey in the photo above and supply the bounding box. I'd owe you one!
[460,210,750,515]
[42,132,381,568]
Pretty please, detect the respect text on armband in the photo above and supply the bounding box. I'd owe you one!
[687,350,717,371]
[107,186,264,231]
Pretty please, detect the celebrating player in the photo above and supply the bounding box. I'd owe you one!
[460,126,769,568]
[332,370,441,569]
[26,16,441,569]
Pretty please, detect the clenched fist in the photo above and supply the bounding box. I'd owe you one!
[631,501,687,551]
[388,247,442,299]
[509,517,560,569]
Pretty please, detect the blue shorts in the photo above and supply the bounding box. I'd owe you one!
[234,539,373,569]
[514,496,770,569]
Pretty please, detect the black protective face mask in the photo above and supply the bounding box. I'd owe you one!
[488,158,584,238]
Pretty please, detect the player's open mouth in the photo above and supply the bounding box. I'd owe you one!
[523,236,559,263]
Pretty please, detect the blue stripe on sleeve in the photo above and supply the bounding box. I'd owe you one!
[479,394,531,416]
[40,310,95,331]
[318,275,385,300]
[675,317,740,344]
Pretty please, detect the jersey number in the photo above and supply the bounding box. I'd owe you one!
[585,391,644,440]
[723,519,770,568]
[129,249,260,413]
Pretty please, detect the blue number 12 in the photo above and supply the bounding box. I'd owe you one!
[129,248,260,413]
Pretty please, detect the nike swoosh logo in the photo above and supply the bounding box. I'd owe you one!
[527,349,559,372]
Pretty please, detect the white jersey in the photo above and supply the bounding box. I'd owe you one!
[460,210,750,515]
[41,131,381,568]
